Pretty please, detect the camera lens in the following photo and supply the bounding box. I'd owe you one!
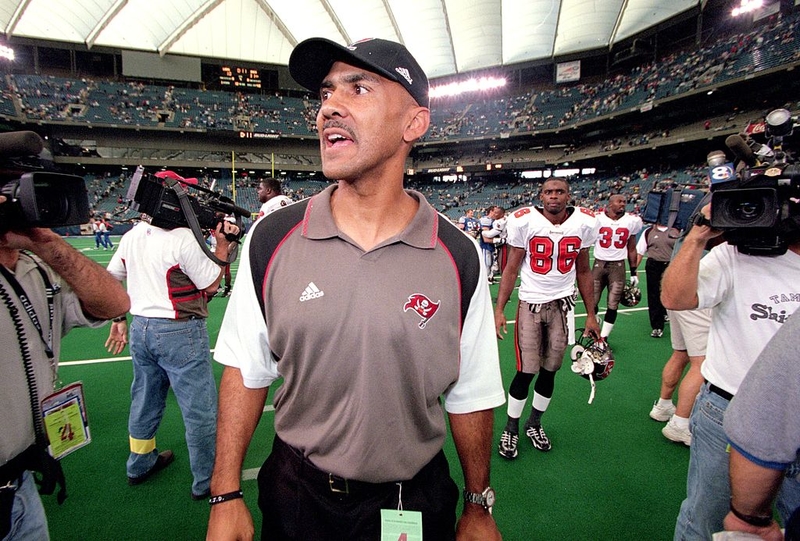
[712,187,778,229]
[732,198,764,223]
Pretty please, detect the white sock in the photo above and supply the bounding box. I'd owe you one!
[507,395,526,419]
[658,398,673,408]
[601,321,614,338]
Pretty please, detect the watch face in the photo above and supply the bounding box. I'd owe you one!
[484,487,496,507]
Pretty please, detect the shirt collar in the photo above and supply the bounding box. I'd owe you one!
[302,184,438,250]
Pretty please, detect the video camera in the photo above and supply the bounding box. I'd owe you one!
[0,131,89,232]
[706,108,800,255]
[642,186,704,232]
[126,166,250,265]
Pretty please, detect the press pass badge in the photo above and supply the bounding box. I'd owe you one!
[380,509,422,541]
[41,381,91,459]
[381,482,422,540]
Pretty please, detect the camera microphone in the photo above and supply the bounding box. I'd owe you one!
[725,134,757,167]
[0,131,44,157]
[707,150,735,184]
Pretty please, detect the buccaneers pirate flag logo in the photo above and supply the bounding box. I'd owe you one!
[404,294,440,329]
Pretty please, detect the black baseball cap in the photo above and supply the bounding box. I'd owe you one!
[288,37,429,108]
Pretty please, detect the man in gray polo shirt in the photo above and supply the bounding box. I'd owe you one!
[207,38,505,541]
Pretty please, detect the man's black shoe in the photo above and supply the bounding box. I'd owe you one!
[128,450,175,486]
[191,490,211,501]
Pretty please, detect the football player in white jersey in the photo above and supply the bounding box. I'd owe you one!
[592,194,643,339]
[495,178,600,459]
[255,177,292,220]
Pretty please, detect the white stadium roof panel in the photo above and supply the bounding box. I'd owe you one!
[0,0,701,78]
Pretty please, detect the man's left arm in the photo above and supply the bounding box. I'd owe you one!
[576,248,600,338]
[2,227,129,319]
[722,448,783,540]
[626,235,639,286]
[449,410,502,541]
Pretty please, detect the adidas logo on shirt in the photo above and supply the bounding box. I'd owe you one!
[299,282,324,302]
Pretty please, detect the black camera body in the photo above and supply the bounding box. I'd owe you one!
[709,162,800,255]
[0,131,89,232]
[127,167,248,239]
[708,108,799,256]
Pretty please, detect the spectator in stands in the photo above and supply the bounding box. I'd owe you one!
[636,221,679,338]
[662,203,800,540]
[207,37,503,541]
[105,207,240,501]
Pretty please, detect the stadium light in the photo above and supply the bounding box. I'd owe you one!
[731,0,763,16]
[430,76,507,99]
[0,44,14,61]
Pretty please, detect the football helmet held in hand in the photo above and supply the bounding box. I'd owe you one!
[620,280,642,307]
[570,332,614,404]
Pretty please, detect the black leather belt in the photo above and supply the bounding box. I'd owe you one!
[273,436,445,497]
[708,383,733,401]
[275,436,398,496]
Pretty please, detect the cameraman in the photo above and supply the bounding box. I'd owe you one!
[104,211,239,501]
[0,195,130,540]
[662,203,800,541]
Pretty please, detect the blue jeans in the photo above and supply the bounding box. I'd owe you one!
[127,316,217,496]
[674,383,730,541]
[675,383,800,540]
[2,471,49,541]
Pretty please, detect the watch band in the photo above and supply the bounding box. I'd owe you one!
[208,489,243,505]
[729,502,773,527]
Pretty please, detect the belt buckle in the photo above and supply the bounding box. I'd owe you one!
[328,473,349,494]
[0,480,18,492]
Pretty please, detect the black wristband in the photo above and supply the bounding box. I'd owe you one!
[209,490,243,506]
[729,501,773,527]
[112,315,127,323]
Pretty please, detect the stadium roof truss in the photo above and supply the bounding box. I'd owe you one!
[0,0,699,79]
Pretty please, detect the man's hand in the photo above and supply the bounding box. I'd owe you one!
[688,204,723,243]
[0,226,60,252]
[495,309,508,340]
[215,221,241,246]
[722,511,783,541]
[584,315,601,340]
[105,321,128,355]
[206,499,255,541]
[456,505,502,540]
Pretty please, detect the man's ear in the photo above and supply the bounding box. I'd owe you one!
[403,107,430,143]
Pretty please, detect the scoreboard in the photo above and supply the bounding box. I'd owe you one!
[220,66,262,90]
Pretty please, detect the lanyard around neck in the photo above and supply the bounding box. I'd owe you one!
[0,254,57,362]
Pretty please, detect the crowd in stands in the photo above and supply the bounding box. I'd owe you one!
[86,162,711,234]
[0,10,797,146]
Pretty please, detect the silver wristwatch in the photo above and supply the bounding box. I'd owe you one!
[463,486,496,514]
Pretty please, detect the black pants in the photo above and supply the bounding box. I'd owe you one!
[645,258,670,330]
[257,436,458,541]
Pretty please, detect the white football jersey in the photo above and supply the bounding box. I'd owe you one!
[506,206,599,304]
[593,212,643,261]
[257,195,293,220]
